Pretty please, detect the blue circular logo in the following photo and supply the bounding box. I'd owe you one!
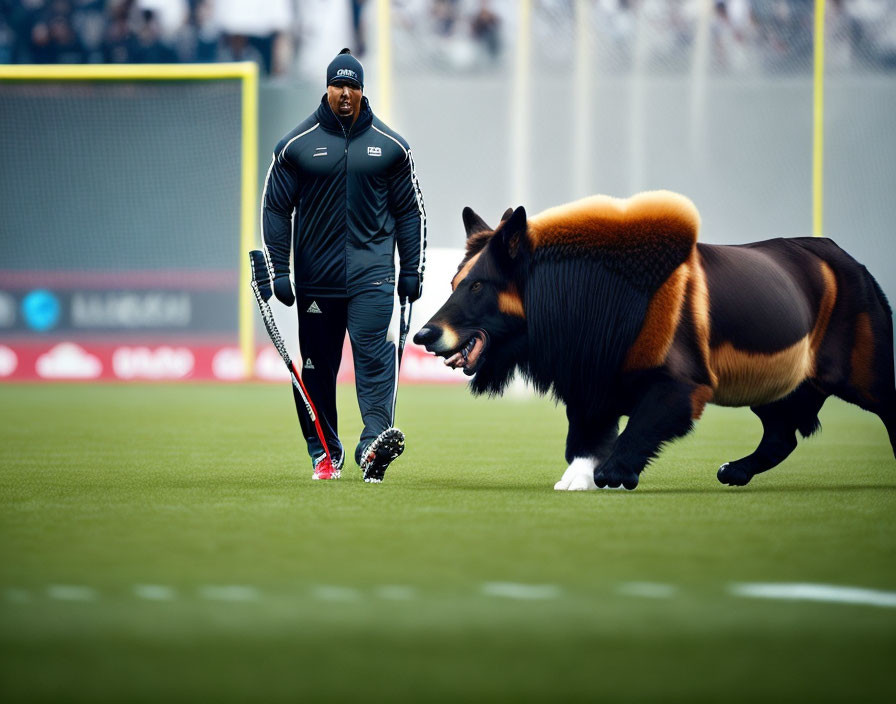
[22,290,61,332]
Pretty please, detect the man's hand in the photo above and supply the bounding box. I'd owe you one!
[397,272,422,303]
[273,273,295,307]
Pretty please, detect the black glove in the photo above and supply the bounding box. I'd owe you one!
[397,272,422,303]
[272,273,295,307]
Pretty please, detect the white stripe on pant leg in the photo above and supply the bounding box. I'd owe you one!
[390,338,399,425]
[388,289,400,425]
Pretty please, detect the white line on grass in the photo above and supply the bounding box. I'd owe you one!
[311,585,362,602]
[375,585,417,600]
[134,584,176,601]
[21,581,896,610]
[731,583,896,609]
[482,582,561,600]
[617,582,678,599]
[198,585,259,602]
[5,588,31,603]
[47,585,97,602]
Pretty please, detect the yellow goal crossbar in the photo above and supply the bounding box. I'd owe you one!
[0,62,259,377]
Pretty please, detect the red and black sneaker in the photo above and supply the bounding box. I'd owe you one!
[360,428,405,483]
[312,448,344,481]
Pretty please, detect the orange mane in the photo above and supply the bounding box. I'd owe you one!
[527,190,700,253]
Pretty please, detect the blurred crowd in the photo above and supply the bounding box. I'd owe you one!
[0,0,305,74]
[393,0,896,73]
[1,0,895,76]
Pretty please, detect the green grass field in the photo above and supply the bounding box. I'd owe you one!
[1,382,895,702]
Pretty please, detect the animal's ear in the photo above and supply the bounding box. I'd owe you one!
[496,206,528,260]
[499,207,513,224]
[462,207,492,239]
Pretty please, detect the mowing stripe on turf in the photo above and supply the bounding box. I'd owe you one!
[731,582,896,608]
[481,582,561,600]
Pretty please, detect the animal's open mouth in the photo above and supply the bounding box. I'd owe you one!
[443,330,489,376]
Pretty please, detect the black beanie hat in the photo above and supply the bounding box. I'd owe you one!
[326,48,363,89]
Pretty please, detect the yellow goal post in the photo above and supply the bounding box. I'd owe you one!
[0,62,259,377]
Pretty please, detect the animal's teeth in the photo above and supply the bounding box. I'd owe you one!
[445,352,464,367]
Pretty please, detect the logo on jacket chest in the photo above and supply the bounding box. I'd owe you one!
[367,146,382,157]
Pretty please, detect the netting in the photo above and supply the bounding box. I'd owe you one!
[0,76,243,349]
[0,79,241,271]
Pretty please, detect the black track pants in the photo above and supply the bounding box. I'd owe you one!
[292,287,398,466]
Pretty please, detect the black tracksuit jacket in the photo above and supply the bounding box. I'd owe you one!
[262,96,426,297]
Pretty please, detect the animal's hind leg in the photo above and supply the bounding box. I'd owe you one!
[853,393,896,460]
[880,406,896,458]
[718,382,827,487]
[828,376,896,459]
[881,403,896,459]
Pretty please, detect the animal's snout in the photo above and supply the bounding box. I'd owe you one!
[413,325,442,349]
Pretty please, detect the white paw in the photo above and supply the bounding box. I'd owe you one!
[554,457,598,491]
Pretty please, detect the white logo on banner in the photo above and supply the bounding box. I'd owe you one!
[112,347,194,380]
[71,293,191,328]
[212,347,245,381]
[255,347,290,380]
[255,347,289,381]
[0,345,17,377]
[36,343,102,379]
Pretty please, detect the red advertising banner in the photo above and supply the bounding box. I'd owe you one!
[0,339,465,384]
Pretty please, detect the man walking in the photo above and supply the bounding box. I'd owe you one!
[262,48,426,483]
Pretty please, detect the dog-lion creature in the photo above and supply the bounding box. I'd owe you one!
[414,191,895,490]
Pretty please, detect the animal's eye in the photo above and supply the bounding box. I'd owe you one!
[470,281,483,293]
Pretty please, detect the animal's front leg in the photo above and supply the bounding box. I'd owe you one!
[555,407,618,491]
[554,457,598,491]
[594,378,696,490]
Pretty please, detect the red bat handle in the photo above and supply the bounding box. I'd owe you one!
[289,360,331,466]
